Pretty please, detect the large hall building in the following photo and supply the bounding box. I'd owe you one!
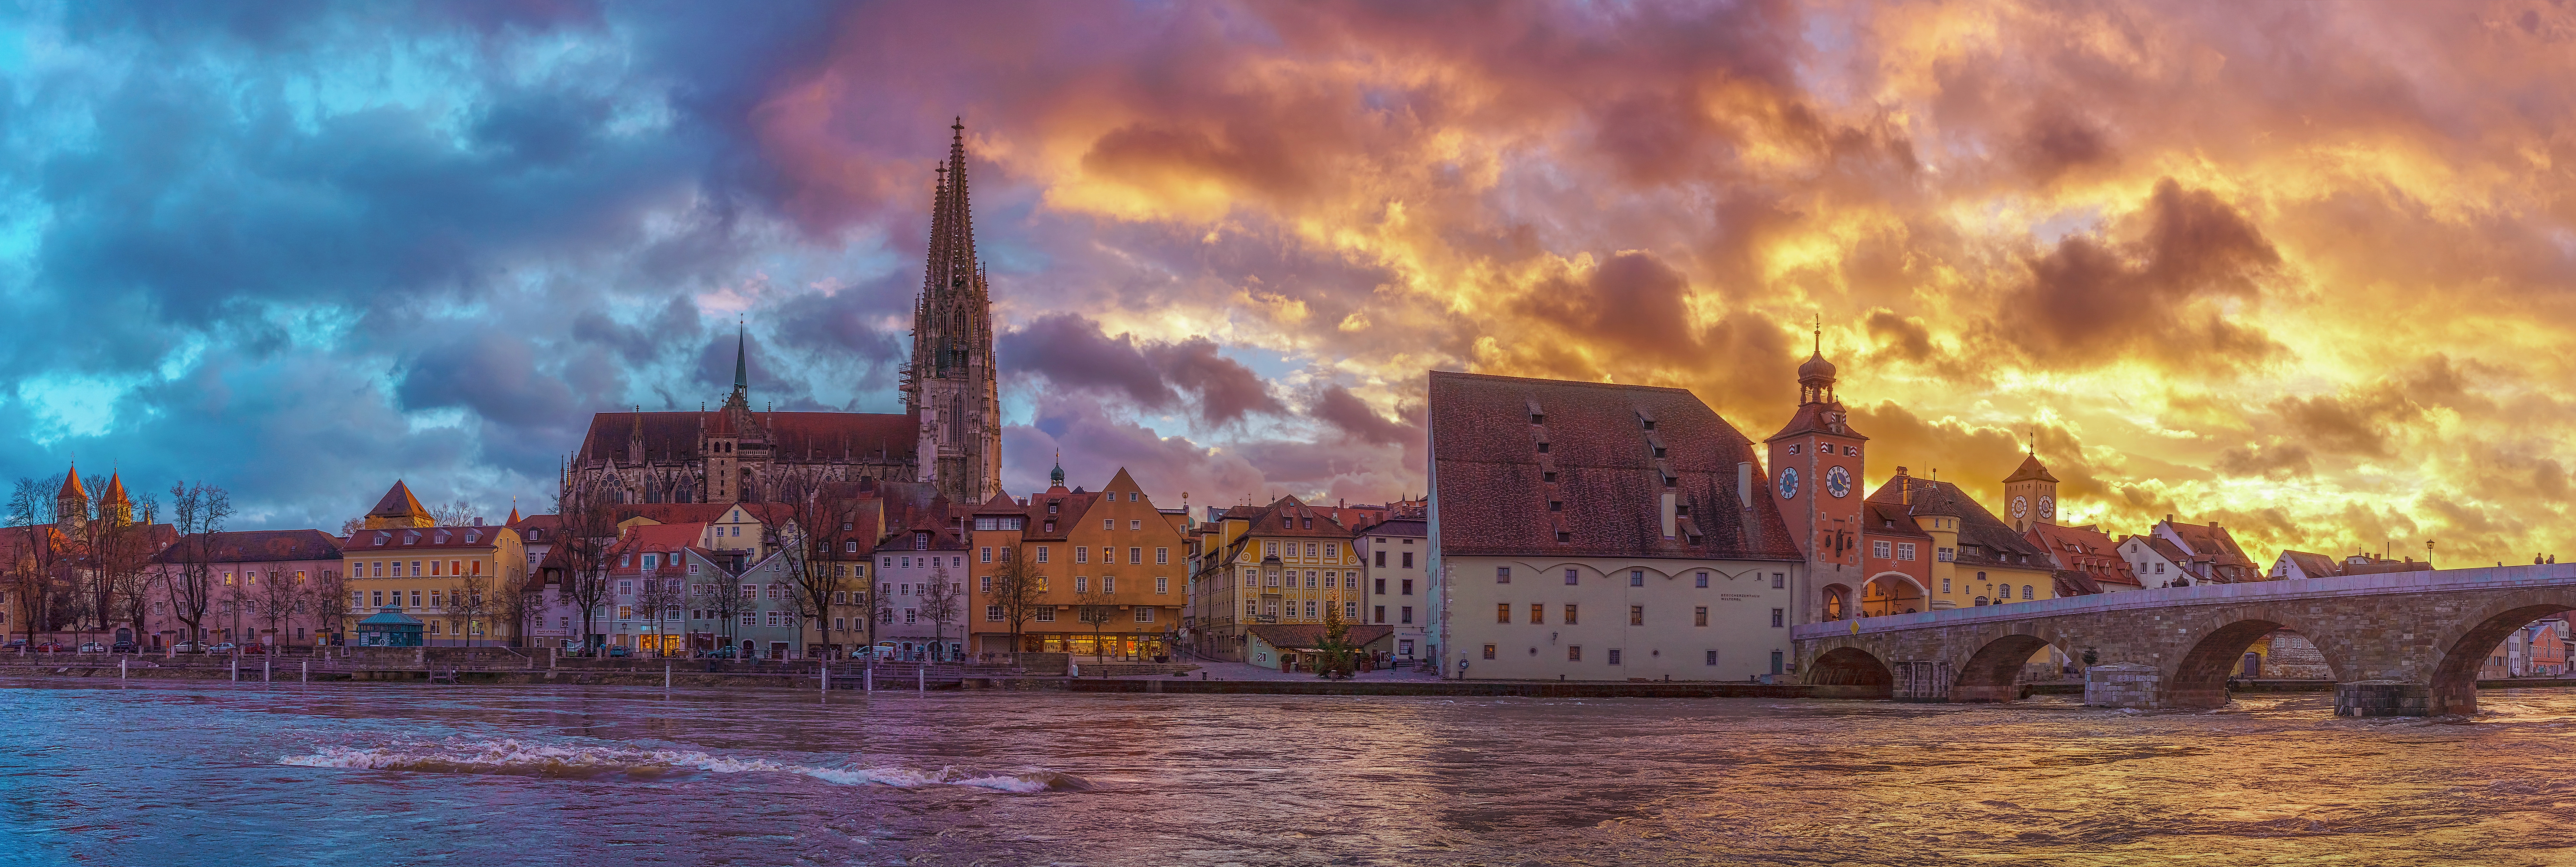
[566,121,1003,507]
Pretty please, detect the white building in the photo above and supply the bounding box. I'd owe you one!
[1427,372,1807,682]
[1357,515,1429,664]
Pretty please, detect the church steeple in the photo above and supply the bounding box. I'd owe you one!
[906,117,1003,506]
[733,321,748,395]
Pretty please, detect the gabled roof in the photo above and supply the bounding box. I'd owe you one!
[1860,501,1932,539]
[2278,550,2340,579]
[1353,516,1426,538]
[1863,475,2046,567]
[2050,568,2103,597]
[156,529,344,565]
[1429,372,1803,561]
[2025,522,2138,588]
[2164,520,2254,567]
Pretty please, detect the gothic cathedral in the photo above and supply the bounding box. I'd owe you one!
[566,121,1004,506]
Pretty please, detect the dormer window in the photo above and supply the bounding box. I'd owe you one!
[1543,472,1557,483]
[1548,501,1562,512]
[465,532,479,544]
[1642,419,1655,430]
[914,533,929,550]
[1536,441,1550,453]
[1653,447,1666,458]
[375,532,390,546]
[1531,413,1544,424]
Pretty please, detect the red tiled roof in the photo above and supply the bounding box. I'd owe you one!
[575,410,918,464]
[1864,476,2046,567]
[57,466,85,501]
[2003,454,2058,484]
[342,525,513,551]
[157,529,343,564]
[2278,550,2340,579]
[2026,522,2138,589]
[1428,372,1803,561]
[1861,501,1931,538]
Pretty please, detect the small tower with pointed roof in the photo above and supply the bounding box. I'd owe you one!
[2003,436,2059,533]
[55,463,89,531]
[364,480,435,529]
[97,472,133,528]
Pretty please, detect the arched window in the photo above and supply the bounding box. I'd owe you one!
[2022,585,2035,600]
[1974,596,1989,606]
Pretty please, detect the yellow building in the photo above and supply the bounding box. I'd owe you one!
[343,482,528,646]
[1190,495,1371,662]
[976,466,1188,661]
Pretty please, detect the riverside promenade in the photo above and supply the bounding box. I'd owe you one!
[0,648,1812,698]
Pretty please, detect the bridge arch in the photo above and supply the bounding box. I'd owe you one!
[1805,645,1894,699]
[2427,590,2576,715]
[1952,629,2070,703]
[2166,608,2349,709]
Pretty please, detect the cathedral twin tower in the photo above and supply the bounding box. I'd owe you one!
[569,121,1003,507]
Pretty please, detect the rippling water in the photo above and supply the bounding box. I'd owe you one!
[7,677,2576,865]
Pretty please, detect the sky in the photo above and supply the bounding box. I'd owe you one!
[1,1,2572,565]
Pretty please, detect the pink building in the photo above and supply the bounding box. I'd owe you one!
[147,530,346,649]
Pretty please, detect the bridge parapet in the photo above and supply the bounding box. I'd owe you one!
[1793,563,2576,716]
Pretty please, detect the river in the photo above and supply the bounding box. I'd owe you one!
[4,678,2573,865]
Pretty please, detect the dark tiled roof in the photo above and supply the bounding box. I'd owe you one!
[575,410,918,464]
[368,480,427,519]
[2165,521,2255,568]
[2002,454,2058,484]
[2026,522,2138,588]
[2279,550,2340,578]
[1863,476,2045,567]
[1764,400,1871,443]
[1428,372,1803,561]
[340,525,513,552]
[2050,568,2103,596]
[1353,516,1426,538]
[157,529,343,564]
[1861,502,1931,538]
[1246,623,1394,650]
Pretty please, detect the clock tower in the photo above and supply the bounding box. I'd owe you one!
[2003,448,2059,533]
[1764,323,1868,624]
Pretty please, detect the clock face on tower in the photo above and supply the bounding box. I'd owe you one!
[1824,465,1852,498]
[1777,466,1799,500]
[2011,495,2029,519]
[2039,495,2055,519]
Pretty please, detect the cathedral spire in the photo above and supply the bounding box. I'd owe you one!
[733,319,748,394]
[908,117,1003,506]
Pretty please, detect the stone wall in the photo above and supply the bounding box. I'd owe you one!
[2084,664,2160,709]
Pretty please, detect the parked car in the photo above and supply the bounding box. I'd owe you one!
[76,642,107,653]
[111,641,138,653]
[33,642,66,653]
[205,642,239,654]
[694,646,738,659]
[605,645,631,658]
[241,643,270,655]
[4,639,26,651]
[171,642,206,653]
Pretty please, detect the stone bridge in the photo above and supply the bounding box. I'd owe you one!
[1791,563,2576,716]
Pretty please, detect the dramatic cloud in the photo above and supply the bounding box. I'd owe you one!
[4,1,2573,564]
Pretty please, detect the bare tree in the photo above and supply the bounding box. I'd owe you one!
[428,499,481,528]
[690,561,752,656]
[554,473,619,653]
[989,547,1043,666]
[89,498,160,648]
[921,563,962,661]
[164,481,231,649]
[1072,578,1117,663]
[252,564,301,649]
[7,476,65,645]
[760,468,859,659]
[451,568,493,647]
[307,563,348,647]
[633,565,686,657]
[494,565,534,648]
[338,517,364,538]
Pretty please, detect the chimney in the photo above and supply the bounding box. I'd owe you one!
[1736,463,1753,510]
[474,517,484,526]
[2165,514,2174,523]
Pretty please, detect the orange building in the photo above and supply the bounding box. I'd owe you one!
[971,465,1188,661]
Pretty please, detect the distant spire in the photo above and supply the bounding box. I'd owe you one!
[1050,450,1065,487]
[1813,313,1821,356]
[733,318,748,394]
